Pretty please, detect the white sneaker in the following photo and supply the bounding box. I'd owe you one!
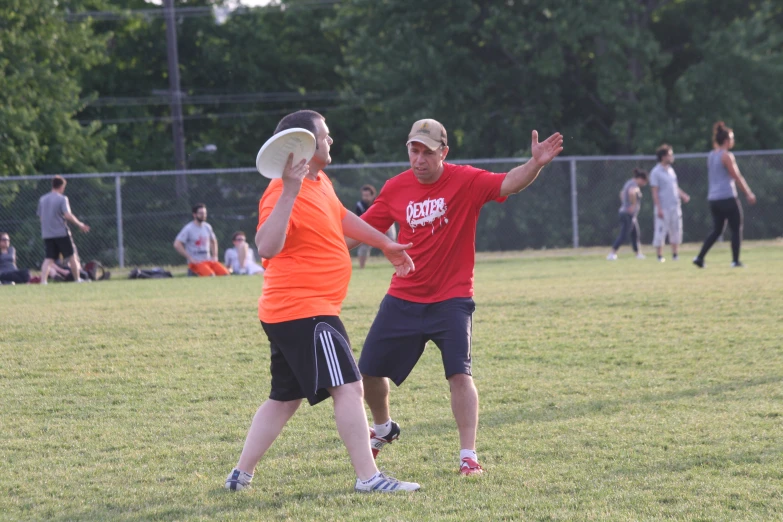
[657,256,665,263]
[606,253,617,261]
[355,471,420,493]
[225,468,253,491]
[635,253,646,259]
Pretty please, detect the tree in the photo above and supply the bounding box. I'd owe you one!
[0,0,115,177]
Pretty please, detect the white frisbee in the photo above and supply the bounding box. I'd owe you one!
[255,128,316,179]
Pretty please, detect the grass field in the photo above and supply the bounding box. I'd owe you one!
[2,241,782,521]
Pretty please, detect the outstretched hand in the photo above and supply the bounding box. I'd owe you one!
[381,241,415,277]
[531,130,564,167]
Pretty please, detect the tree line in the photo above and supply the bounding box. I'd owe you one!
[1,0,782,265]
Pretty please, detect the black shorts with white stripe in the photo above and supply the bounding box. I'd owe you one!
[261,316,361,406]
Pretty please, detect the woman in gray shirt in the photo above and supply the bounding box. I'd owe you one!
[693,122,757,268]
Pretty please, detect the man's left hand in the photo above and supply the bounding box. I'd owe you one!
[531,130,564,168]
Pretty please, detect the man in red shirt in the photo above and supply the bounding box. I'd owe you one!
[356,118,563,475]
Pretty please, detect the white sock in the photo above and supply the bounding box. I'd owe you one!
[235,469,253,482]
[460,449,477,462]
[372,419,393,438]
[359,471,381,484]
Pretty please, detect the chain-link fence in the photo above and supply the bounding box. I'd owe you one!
[1,151,781,270]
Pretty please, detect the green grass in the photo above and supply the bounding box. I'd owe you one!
[2,241,782,521]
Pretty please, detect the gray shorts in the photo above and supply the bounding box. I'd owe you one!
[653,206,682,246]
[358,295,475,386]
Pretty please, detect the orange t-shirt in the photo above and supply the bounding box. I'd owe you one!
[257,171,350,323]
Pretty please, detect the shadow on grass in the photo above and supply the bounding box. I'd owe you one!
[44,485,408,522]
[413,374,783,431]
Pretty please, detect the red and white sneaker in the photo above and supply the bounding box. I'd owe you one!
[459,457,484,476]
[369,422,401,459]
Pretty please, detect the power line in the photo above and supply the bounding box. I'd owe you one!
[85,91,341,107]
[78,103,361,125]
[63,1,340,22]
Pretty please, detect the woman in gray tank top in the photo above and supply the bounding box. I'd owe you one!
[607,168,648,260]
[693,122,757,268]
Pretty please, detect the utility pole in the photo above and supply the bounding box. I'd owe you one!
[164,0,188,199]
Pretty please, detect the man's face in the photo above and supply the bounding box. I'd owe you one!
[727,132,735,149]
[407,141,449,183]
[662,149,674,165]
[311,118,333,169]
[193,208,207,223]
[361,189,374,204]
[0,235,9,249]
[637,178,648,187]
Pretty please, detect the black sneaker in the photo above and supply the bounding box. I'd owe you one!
[370,422,401,459]
[692,257,704,268]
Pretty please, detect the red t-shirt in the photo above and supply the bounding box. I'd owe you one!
[361,163,506,303]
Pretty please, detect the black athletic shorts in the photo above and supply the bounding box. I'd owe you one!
[358,295,475,386]
[261,316,361,406]
[44,235,75,260]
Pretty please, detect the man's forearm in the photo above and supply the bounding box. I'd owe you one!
[500,158,545,197]
[342,211,392,250]
[173,242,191,262]
[64,212,85,227]
[256,191,297,259]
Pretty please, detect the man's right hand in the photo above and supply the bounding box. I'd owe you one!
[79,223,90,233]
[657,207,664,219]
[281,153,309,195]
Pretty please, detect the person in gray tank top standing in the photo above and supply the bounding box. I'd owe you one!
[36,176,90,284]
[607,168,648,260]
[693,122,757,268]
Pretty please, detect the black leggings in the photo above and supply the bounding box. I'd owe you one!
[611,212,640,252]
[696,198,743,263]
[0,269,30,284]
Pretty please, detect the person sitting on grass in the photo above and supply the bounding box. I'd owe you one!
[223,231,264,275]
[0,232,31,285]
[173,204,230,277]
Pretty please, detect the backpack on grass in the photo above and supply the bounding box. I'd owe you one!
[128,267,173,279]
[84,260,111,281]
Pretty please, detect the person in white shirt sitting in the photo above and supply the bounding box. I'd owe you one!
[224,231,264,275]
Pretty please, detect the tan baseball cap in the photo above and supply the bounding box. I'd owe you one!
[406,119,448,150]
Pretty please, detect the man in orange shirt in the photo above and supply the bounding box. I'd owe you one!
[225,110,420,494]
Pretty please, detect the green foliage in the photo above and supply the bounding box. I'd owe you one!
[3,0,783,262]
[332,0,783,158]
[0,0,116,176]
[4,0,783,177]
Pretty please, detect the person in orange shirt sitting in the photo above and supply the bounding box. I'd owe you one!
[224,110,420,494]
[173,204,230,276]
